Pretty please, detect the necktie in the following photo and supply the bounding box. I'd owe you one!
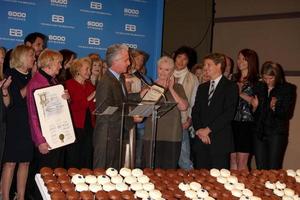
[119,75,127,97]
[208,80,215,106]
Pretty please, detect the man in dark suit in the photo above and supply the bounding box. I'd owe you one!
[93,44,141,169]
[191,53,238,169]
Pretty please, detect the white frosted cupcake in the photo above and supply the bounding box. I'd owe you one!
[143,182,155,191]
[137,175,150,184]
[189,182,201,191]
[135,190,149,199]
[89,183,102,193]
[124,176,137,185]
[71,174,85,184]
[105,168,118,177]
[85,175,97,184]
[97,175,110,185]
[132,168,143,177]
[179,182,190,191]
[130,182,143,191]
[210,168,220,177]
[75,183,89,192]
[102,182,116,192]
[115,182,129,192]
[119,167,132,177]
[111,175,123,184]
[149,189,162,199]
[220,168,231,177]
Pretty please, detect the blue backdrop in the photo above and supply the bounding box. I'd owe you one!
[0,0,164,78]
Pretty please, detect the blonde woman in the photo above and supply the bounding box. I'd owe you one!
[90,57,103,86]
[1,45,35,200]
[65,57,95,168]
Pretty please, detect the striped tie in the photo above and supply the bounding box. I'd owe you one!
[208,80,215,106]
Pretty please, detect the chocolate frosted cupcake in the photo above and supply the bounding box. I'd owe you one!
[121,190,135,200]
[93,168,106,176]
[40,167,53,177]
[68,168,80,177]
[46,182,61,193]
[80,191,94,200]
[108,190,121,200]
[66,191,80,200]
[95,191,109,200]
[61,182,75,193]
[80,168,93,176]
[50,191,66,200]
[54,167,68,177]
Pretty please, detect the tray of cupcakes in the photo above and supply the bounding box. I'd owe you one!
[36,167,300,199]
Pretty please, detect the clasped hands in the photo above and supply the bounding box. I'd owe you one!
[196,127,212,144]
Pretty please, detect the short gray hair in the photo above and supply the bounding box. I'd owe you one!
[157,56,175,70]
[105,44,129,68]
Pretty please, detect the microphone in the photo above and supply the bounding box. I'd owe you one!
[132,71,151,88]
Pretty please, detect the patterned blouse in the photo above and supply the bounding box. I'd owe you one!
[234,81,254,122]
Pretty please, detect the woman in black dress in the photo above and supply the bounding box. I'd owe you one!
[1,45,35,200]
[252,61,296,169]
[230,49,259,170]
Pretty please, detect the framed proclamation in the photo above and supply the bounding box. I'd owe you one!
[33,84,75,150]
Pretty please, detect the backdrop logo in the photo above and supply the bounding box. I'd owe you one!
[48,34,66,43]
[8,11,26,21]
[52,15,64,23]
[124,8,140,17]
[88,37,101,45]
[123,43,138,49]
[125,24,136,32]
[90,2,102,10]
[9,28,23,37]
[87,20,104,30]
[50,0,68,5]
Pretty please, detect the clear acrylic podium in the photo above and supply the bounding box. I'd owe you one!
[93,100,176,169]
[126,101,177,169]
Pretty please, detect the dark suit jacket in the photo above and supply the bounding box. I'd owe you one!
[93,70,140,169]
[253,81,296,138]
[192,76,238,155]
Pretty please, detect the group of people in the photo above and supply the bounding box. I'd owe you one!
[0,32,297,200]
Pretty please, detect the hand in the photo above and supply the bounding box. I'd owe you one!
[251,95,259,110]
[168,75,175,90]
[182,118,192,129]
[62,89,70,100]
[0,76,12,90]
[87,91,96,101]
[38,142,50,154]
[270,97,277,111]
[237,82,243,93]
[196,127,211,144]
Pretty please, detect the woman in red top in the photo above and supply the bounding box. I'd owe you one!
[65,57,95,169]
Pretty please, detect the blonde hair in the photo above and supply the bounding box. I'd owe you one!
[0,47,6,80]
[10,45,34,69]
[69,57,92,78]
[38,49,62,69]
[91,57,103,80]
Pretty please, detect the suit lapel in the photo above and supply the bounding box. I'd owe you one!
[106,70,126,100]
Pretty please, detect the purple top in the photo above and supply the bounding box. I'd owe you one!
[27,71,51,147]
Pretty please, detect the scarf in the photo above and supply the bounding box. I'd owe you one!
[173,67,189,84]
[174,68,199,124]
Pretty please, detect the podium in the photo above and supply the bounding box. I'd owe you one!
[93,100,176,169]
[126,101,177,169]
